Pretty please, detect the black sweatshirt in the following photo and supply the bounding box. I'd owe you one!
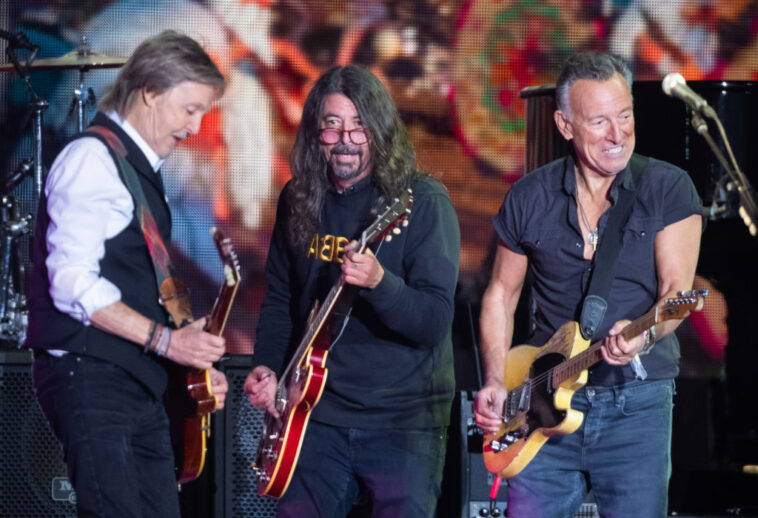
[253,174,460,429]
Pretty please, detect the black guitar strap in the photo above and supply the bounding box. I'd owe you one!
[579,154,649,340]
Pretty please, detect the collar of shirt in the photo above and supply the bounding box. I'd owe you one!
[560,153,636,205]
[105,111,165,172]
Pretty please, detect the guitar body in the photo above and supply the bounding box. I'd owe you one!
[255,302,331,498]
[481,290,708,479]
[165,367,216,483]
[483,321,589,478]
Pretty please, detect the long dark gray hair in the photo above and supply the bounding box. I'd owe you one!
[286,65,418,245]
[99,30,226,115]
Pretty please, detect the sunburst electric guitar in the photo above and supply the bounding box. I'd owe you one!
[483,289,708,479]
[253,190,413,498]
[163,228,241,483]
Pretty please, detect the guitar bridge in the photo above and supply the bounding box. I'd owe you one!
[489,431,522,452]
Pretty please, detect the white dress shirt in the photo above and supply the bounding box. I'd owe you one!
[45,111,165,325]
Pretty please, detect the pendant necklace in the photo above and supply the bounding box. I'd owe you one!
[576,189,609,252]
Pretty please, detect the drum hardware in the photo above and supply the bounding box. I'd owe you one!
[0,195,30,345]
[1,32,127,347]
[3,29,47,203]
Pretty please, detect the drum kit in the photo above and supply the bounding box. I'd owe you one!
[0,31,127,346]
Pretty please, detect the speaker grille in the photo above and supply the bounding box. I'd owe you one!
[216,357,278,517]
[0,352,76,518]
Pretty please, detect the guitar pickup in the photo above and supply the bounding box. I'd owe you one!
[505,384,531,419]
[517,385,530,411]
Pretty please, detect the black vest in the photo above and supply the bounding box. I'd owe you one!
[26,113,173,399]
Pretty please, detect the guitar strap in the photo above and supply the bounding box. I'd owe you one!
[578,154,649,340]
[86,125,193,327]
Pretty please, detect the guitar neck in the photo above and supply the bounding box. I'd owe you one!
[279,268,350,384]
[552,307,657,386]
[205,282,238,336]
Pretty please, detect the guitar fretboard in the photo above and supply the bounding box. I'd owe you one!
[552,307,657,386]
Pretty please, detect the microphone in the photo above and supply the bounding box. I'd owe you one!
[2,159,33,193]
[661,73,715,117]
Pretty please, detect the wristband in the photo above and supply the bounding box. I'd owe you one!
[144,320,158,353]
[161,328,173,357]
[156,327,170,357]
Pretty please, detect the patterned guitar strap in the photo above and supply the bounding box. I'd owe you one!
[86,125,194,328]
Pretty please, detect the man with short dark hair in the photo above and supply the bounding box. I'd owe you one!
[474,51,703,517]
[244,64,460,517]
[26,31,228,518]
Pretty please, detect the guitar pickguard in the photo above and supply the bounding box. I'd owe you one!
[525,352,569,433]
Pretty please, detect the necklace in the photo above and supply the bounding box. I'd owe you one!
[576,191,609,252]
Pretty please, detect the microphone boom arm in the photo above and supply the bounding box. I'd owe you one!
[694,108,758,236]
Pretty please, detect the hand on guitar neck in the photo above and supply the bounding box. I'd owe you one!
[159,316,229,410]
[244,365,279,417]
[341,240,384,289]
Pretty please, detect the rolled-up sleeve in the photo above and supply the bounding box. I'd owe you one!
[44,137,133,324]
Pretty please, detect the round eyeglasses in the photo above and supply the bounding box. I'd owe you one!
[319,128,368,145]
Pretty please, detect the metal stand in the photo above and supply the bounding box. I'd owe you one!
[694,109,758,237]
[72,69,96,133]
[1,32,42,346]
[0,196,30,345]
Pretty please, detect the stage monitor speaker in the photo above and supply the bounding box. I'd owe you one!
[0,350,76,518]
[214,354,278,517]
[439,390,508,518]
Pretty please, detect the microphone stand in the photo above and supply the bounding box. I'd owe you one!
[5,34,48,205]
[692,109,758,237]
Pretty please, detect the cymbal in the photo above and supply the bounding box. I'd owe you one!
[0,50,127,72]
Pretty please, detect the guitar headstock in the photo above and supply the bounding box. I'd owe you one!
[361,189,414,245]
[211,227,241,288]
[656,289,708,323]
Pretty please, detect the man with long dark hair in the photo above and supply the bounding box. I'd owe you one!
[245,64,460,517]
[26,31,229,517]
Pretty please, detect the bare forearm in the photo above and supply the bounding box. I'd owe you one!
[479,290,513,386]
[90,301,154,347]
[90,301,226,369]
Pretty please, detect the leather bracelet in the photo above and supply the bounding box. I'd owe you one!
[144,320,158,353]
[150,324,165,353]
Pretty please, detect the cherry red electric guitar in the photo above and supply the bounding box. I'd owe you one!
[482,289,708,479]
[252,190,413,498]
[163,228,241,483]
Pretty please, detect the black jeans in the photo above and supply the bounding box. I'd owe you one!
[277,420,447,518]
[32,352,180,518]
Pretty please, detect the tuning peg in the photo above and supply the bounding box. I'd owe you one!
[392,227,401,235]
[402,220,409,227]
[385,235,393,242]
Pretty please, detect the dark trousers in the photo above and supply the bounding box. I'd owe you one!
[507,379,674,518]
[277,420,447,518]
[32,352,180,518]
